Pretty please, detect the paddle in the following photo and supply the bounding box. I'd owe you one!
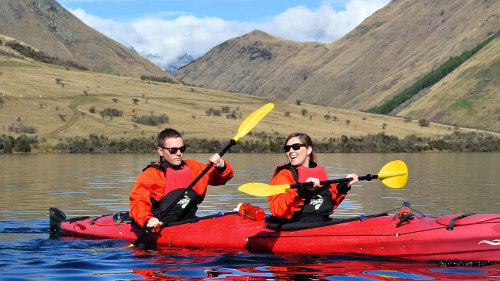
[238,160,408,197]
[129,103,274,247]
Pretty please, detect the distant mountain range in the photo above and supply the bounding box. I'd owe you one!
[144,53,195,75]
[127,45,194,74]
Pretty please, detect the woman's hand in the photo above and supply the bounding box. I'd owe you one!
[346,174,358,187]
[305,177,321,190]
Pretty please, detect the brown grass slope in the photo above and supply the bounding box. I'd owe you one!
[0,0,171,78]
[174,0,500,131]
[396,36,500,132]
[3,41,494,151]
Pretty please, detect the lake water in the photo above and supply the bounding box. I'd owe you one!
[1,153,499,280]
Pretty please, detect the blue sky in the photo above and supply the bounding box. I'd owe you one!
[58,0,389,67]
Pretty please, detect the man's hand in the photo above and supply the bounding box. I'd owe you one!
[146,217,163,231]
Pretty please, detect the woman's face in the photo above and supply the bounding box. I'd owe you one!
[284,136,312,167]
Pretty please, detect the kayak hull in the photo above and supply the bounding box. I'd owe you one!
[56,210,500,261]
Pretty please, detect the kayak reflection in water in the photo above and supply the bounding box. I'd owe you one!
[267,132,358,227]
[129,128,234,230]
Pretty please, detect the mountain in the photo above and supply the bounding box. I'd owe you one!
[0,0,172,78]
[143,52,195,75]
[164,54,195,75]
[175,0,500,131]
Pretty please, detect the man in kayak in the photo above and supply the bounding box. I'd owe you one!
[129,128,234,230]
[267,132,358,225]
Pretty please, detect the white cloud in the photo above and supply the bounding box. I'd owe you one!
[68,0,389,67]
[267,0,389,42]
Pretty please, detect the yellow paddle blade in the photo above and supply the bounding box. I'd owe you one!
[238,182,290,197]
[378,160,408,188]
[233,103,274,142]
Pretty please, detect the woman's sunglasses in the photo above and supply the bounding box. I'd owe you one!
[283,143,306,152]
[160,145,186,154]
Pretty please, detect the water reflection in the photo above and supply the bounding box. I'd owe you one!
[127,248,498,280]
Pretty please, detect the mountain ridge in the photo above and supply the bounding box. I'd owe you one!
[0,0,172,78]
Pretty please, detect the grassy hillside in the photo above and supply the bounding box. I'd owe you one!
[1,47,498,153]
[396,36,500,132]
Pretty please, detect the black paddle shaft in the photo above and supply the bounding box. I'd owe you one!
[289,174,378,189]
[159,139,236,216]
[131,139,237,246]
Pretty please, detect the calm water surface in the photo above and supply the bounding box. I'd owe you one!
[1,153,499,280]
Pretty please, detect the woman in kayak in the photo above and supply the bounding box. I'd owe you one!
[129,128,234,230]
[267,132,358,224]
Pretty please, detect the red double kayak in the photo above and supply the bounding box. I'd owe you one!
[49,206,500,262]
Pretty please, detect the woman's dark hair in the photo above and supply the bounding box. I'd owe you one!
[285,132,317,163]
[157,128,182,147]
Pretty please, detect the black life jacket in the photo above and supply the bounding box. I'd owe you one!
[272,163,334,223]
[146,160,205,225]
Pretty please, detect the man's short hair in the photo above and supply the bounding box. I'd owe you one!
[158,128,182,147]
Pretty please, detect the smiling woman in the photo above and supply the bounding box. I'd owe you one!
[266,132,359,223]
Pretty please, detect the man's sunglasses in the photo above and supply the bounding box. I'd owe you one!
[160,145,186,154]
[283,143,306,152]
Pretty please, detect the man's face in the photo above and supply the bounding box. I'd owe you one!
[158,137,184,166]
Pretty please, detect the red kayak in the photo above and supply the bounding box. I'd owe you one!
[49,206,500,262]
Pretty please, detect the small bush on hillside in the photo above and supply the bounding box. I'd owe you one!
[8,122,37,134]
[419,119,430,127]
[100,108,123,119]
[226,111,238,119]
[132,114,169,126]
[206,108,221,117]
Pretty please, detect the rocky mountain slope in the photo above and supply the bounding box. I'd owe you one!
[175,0,500,131]
[0,0,171,78]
